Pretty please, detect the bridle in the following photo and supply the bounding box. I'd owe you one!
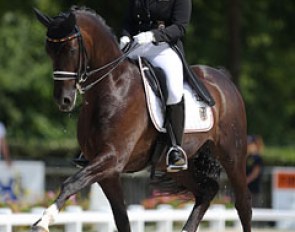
[48,25,136,94]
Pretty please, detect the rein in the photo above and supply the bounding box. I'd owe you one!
[49,26,137,94]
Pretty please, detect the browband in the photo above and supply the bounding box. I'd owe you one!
[47,31,80,43]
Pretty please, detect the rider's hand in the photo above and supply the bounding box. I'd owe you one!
[119,36,131,49]
[133,31,155,45]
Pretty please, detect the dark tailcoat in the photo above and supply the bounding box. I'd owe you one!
[122,0,192,53]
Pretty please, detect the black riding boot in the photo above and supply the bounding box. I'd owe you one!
[166,97,188,172]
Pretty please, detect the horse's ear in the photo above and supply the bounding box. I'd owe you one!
[67,11,76,28]
[33,8,52,28]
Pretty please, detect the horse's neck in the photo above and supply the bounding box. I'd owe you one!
[91,44,122,68]
[87,27,121,69]
[80,16,143,114]
[80,61,141,148]
[88,28,136,91]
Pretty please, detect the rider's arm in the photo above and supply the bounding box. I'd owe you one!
[151,0,192,44]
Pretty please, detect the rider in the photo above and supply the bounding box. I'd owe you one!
[119,0,192,172]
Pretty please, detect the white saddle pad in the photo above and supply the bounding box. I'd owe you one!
[140,60,214,134]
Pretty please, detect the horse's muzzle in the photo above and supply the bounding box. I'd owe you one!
[58,95,76,112]
[54,89,77,112]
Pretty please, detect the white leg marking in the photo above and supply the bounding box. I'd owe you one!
[36,204,59,231]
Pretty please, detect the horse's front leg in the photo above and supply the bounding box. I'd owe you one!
[30,153,123,232]
[100,175,131,232]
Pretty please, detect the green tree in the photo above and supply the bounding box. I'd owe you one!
[240,0,295,144]
[0,9,77,144]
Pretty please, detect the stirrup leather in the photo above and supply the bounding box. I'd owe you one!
[166,146,188,172]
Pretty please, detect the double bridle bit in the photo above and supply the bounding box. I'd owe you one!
[48,26,133,94]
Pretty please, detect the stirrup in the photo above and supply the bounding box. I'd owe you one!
[166,146,188,172]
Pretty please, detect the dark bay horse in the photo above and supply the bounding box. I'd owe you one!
[32,6,251,232]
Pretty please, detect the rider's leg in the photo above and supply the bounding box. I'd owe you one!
[147,43,187,172]
[165,97,187,172]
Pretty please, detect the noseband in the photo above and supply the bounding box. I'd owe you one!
[48,26,136,94]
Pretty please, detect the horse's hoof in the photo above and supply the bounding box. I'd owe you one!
[30,225,49,232]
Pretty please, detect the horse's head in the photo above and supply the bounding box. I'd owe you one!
[34,8,82,112]
[34,7,128,112]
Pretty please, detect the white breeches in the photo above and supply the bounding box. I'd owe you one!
[128,42,183,105]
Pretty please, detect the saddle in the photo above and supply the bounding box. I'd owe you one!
[172,45,215,107]
[137,57,213,133]
[138,58,168,106]
[138,55,215,111]
[123,42,215,107]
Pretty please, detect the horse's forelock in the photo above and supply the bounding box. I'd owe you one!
[47,13,76,39]
[46,6,118,46]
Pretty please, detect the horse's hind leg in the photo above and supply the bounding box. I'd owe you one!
[177,146,221,232]
[221,150,252,232]
[182,179,219,232]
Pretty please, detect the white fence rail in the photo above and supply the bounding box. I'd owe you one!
[1,205,295,232]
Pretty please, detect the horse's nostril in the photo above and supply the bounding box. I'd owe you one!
[63,97,72,106]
